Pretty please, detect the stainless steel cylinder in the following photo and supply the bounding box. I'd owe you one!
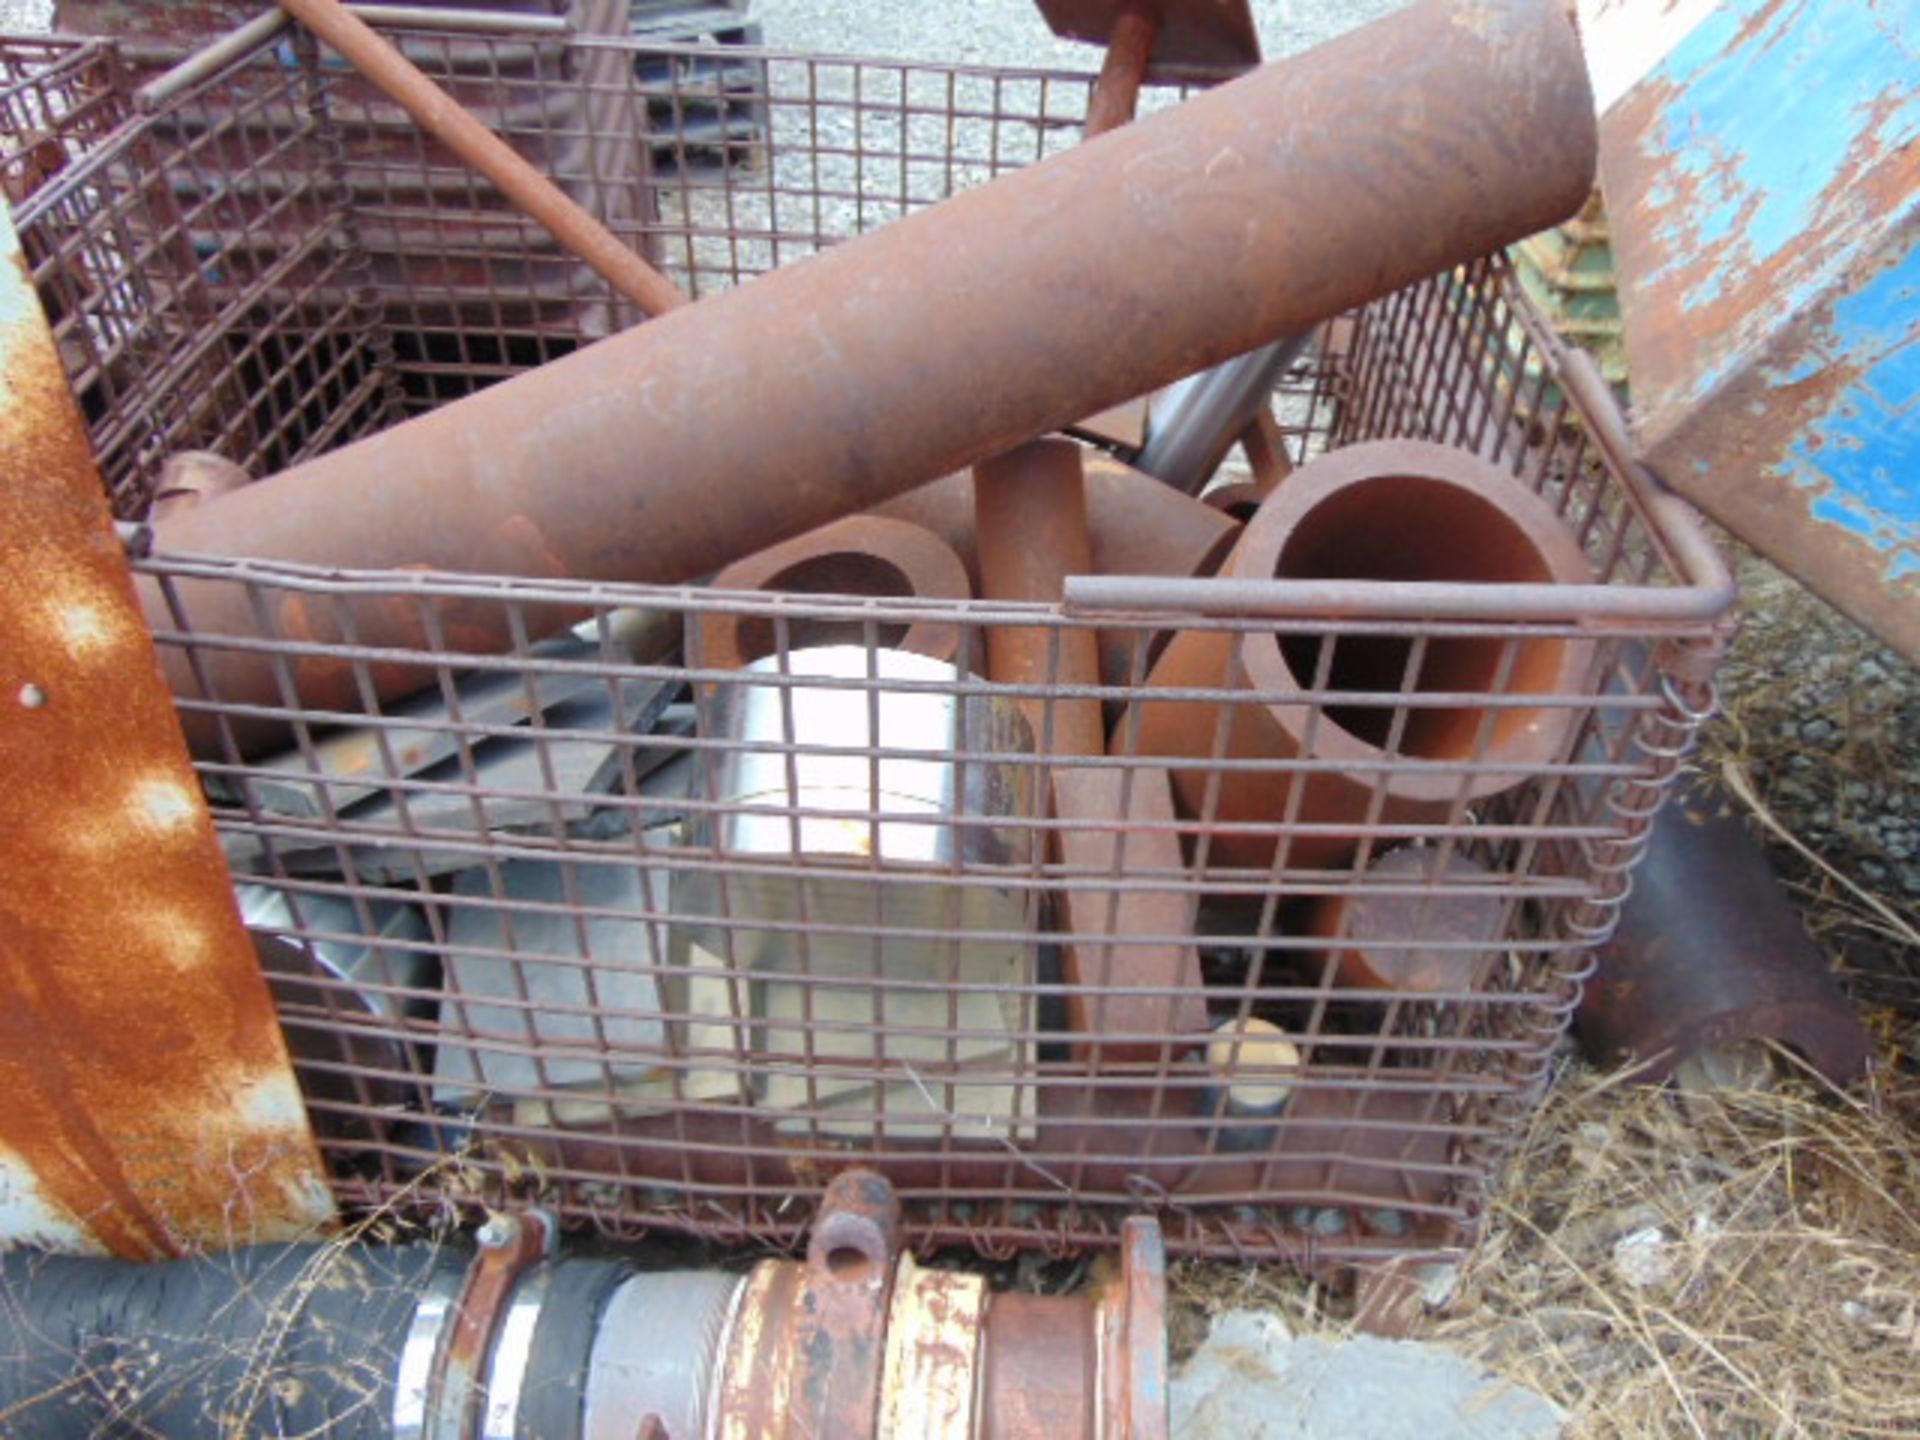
[675,646,1039,980]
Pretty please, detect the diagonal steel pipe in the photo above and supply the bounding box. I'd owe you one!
[145,0,1597,754]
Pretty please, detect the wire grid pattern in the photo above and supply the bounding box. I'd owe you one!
[10,35,388,514]
[10,22,1728,1261]
[0,34,123,197]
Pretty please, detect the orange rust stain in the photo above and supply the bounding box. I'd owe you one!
[0,241,330,1255]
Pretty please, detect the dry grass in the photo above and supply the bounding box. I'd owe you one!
[1700,549,1920,1015]
[1170,1057,1920,1439]
[1438,1061,1920,1439]
[1169,546,1920,1436]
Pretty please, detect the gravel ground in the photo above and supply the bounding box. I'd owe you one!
[0,0,48,33]
[751,0,1413,65]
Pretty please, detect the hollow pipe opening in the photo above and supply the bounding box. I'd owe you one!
[733,551,916,661]
[1267,472,1564,754]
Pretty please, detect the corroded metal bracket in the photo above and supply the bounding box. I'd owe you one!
[0,201,332,1256]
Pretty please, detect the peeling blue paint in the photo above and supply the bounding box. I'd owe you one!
[1640,1,1920,310]
[1605,0,1920,648]
[1777,231,1920,566]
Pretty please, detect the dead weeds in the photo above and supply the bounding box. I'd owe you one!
[1440,1060,1920,1438]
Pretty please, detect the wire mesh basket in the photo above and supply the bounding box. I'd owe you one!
[7,14,1731,1265]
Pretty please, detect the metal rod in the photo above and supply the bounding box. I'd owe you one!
[148,0,1599,754]
[975,440,1107,758]
[274,0,687,317]
[1064,574,1728,622]
[1083,1,1157,137]
[134,8,291,110]
[1133,333,1313,494]
[348,4,573,33]
[134,3,574,111]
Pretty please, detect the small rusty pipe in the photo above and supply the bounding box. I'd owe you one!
[975,440,1107,757]
[696,515,970,671]
[1083,1,1158,137]
[275,0,687,318]
[1577,772,1873,1086]
[1307,847,1509,992]
[874,456,1241,689]
[149,0,1596,755]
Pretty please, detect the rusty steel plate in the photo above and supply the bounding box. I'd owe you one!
[0,206,331,1257]
[1033,0,1261,81]
[1586,0,1920,661]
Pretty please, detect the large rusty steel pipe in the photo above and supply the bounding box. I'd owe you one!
[149,0,1596,753]
[276,0,688,318]
[1577,773,1873,1087]
[1119,441,1595,873]
[975,440,1106,757]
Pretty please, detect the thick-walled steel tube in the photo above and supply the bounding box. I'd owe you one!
[147,0,1596,753]
[975,440,1106,757]
[874,456,1241,689]
[1119,441,1594,872]
[697,515,970,671]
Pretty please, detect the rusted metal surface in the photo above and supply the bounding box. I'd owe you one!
[707,1172,1165,1439]
[1082,0,1157,137]
[878,1256,987,1440]
[717,1170,903,1438]
[1120,440,1596,871]
[875,456,1240,688]
[975,440,1106,757]
[1577,772,1874,1086]
[0,205,330,1257]
[698,515,970,671]
[144,0,1597,755]
[1099,1216,1168,1440]
[19,21,1733,1265]
[1586,0,1920,662]
[1053,766,1209,1062]
[790,1169,899,1436]
[718,1170,900,1439]
[1308,848,1509,992]
[430,1208,555,1439]
[279,0,687,317]
[1035,0,1260,83]
[980,1296,1098,1439]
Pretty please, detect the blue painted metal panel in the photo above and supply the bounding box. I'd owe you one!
[1594,0,1920,659]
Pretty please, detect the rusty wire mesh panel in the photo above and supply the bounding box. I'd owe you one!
[0,35,127,200]
[11,33,392,515]
[10,21,1729,1263]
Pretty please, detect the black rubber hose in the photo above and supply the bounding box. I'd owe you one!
[0,1242,451,1438]
[514,1259,635,1440]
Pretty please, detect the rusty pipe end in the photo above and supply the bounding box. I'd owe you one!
[808,1169,904,1292]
